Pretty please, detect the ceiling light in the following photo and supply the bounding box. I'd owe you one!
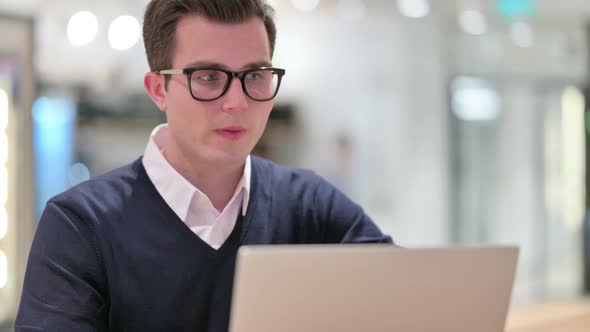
[108,15,142,51]
[397,0,430,18]
[459,10,487,35]
[67,11,98,46]
[452,77,501,122]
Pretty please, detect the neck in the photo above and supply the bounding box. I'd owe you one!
[162,146,245,212]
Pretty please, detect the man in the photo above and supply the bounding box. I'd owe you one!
[15,0,392,331]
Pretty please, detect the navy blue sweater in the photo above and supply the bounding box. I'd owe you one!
[16,156,392,332]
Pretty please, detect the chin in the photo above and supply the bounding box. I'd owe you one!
[206,149,249,166]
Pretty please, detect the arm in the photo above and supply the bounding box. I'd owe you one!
[314,179,394,244]
[15,202,108,332]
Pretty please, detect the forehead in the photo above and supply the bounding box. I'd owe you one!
[172,15,271,69]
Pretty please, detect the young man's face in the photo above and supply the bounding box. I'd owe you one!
[159,15,274,168]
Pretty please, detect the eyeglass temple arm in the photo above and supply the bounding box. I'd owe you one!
[158,69,184,75]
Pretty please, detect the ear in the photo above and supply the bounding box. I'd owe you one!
[144,72,168,111]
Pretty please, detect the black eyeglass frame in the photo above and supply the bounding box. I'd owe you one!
[158,66,286,102]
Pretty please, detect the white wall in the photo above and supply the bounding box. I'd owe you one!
[273,13,451,245]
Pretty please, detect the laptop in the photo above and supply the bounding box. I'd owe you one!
[229,245,519,332]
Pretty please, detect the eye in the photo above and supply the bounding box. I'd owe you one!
[197,73,221,82]
[245,71,264,80]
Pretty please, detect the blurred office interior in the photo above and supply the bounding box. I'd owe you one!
[1,0,590,329]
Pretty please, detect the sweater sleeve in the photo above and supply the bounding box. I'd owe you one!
[313,178,394,244]
[15,202,108,332]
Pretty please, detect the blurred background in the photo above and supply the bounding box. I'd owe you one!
[1,0,590,328]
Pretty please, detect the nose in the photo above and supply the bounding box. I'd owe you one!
[222,77,248,112]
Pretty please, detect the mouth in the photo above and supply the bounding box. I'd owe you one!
[215,126,247,140]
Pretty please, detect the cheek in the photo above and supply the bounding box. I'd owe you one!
[167,102,212,138]
[256,103,274,125]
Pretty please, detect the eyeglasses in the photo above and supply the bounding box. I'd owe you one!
[158,67,286,102]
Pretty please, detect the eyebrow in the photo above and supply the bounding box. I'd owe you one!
[182,60,273,70]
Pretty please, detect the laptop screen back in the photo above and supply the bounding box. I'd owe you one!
[229,245,518,332]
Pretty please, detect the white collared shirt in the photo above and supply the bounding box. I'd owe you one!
[142,124,250,250]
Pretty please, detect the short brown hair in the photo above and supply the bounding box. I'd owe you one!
[143,0,277,72]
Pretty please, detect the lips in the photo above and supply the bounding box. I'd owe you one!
[215,126,246,140]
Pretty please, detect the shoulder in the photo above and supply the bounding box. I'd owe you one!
[49,158,146,222]
[250,155,346,207]
[250,155,326,193]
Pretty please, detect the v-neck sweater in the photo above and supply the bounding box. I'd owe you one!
[16,156,392,332]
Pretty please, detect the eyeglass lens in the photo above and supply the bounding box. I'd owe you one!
[189,69,280,101]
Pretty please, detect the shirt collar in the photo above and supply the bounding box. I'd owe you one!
[241,156,251,216]
[142,124,251,220]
